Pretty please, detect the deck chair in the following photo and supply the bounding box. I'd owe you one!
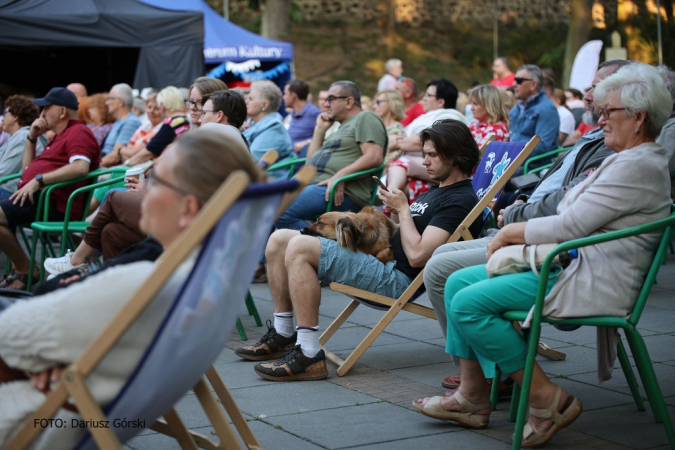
[7,168,313,450]
[320,136,539,376]
[503,205,675,450]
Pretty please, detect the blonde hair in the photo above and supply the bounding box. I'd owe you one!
[375,89,405,121]
[190,77,228,97]
[171,129,265,206]
[157,86,185,112]
[468,84,510,127]
[251,80,282,112]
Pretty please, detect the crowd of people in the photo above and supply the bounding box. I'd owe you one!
[0,53,673,448]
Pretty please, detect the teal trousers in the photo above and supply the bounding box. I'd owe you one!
[444,264,559,377]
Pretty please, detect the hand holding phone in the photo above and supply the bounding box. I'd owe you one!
[372,176,388,191]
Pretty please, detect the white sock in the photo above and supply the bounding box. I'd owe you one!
[296,326,320,357]
[273,312,295,338]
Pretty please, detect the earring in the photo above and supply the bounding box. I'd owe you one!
[261,107,267,112]
[634,128,639,135]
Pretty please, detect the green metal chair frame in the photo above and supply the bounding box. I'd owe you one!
[523,146,572,174]
[497,205,675,450]
[25,169,124,290]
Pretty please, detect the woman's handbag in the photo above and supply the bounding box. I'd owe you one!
[486,243,565,278]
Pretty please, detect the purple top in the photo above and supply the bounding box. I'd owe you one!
[287,102,322,145]
[90,123,113,148]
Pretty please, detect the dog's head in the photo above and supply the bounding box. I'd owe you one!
[300,212,348,239]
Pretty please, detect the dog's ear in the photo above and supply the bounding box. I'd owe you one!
[336,216,360,251]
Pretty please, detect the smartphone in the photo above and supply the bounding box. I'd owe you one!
[372,176,388,191]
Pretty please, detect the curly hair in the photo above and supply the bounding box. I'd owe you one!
[4,95,39,127]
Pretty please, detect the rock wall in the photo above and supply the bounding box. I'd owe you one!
[223,0,618,27]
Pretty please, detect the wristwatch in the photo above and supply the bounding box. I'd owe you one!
[35,174,45,187]
[27,135,37,144]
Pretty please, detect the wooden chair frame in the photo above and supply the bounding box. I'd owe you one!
[320,135,540,376]
[8,166,315,450]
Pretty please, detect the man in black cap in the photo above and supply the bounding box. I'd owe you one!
[0,87,100,290]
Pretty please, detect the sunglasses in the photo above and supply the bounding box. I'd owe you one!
[514,77,533,85]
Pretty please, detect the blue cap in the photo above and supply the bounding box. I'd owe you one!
[33,87,79,110]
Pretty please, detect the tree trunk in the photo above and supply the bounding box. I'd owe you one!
[562,0,594,88]
[261,0,291,40]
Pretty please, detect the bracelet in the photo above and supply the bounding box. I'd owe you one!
[27,136,37,144]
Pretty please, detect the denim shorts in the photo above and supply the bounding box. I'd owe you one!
[316,237,412,299]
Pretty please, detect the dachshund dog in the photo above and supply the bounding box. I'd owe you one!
[300,207,399,263]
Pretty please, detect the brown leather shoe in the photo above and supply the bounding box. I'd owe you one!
[235,320,296,361]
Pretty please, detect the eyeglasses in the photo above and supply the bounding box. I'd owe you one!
[2,109,9,116]
[106,96,122,102]
[398,76,413,90]
[146,169,189,196]
[423,92,437,98]
[514,77,533,85]
[597,107,627,120]
[374,99,387,106]
[198,109,215,117]
[325,95,349,104]
[185,99,202,109]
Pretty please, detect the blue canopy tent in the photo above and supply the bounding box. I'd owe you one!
[139,0,294,89]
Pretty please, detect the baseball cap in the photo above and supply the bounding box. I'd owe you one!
[33,87,79,110]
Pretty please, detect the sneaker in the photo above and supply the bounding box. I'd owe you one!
[254,345,328,381]
[44,250,88,275]
[235,320,297,361]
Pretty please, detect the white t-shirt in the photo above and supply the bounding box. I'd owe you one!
[557,106,576,137]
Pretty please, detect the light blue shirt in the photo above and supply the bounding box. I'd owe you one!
[101,112,141,156]
[528,127,604,203]
[243,113,293,178]
[509,89,560,166]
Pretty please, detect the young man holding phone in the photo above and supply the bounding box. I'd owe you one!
[238,119,482,381]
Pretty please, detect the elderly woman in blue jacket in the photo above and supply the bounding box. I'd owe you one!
[243,80,293,178]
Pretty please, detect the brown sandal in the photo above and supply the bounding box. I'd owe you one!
[521,386,582,448]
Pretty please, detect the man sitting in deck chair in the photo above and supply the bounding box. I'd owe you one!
[0,130,264,448]
[237,119,482,381]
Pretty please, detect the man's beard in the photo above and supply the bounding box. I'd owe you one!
[583,103,600,126]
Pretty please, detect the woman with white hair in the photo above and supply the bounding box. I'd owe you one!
[243,80,292,177]
[413,63,673,447]
[125,86,189,166]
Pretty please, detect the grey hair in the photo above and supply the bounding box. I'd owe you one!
[594,63,672,138]
[517,64,543,89]
[598,59,632,70]
[657,65,675,107]
[385,58,402,73]
[251,80,282,112]
[112,83,134,108]
[330,80,362,108]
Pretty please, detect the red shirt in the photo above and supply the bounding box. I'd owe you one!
[576,121,599,135]
[490,73,515,89]
[469,120,511,147]
[19,120,100,218]
[401,103,425,127]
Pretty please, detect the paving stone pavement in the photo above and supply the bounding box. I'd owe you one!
[125,252,675,449]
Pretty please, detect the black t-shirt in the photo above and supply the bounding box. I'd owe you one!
[391,179,480,279]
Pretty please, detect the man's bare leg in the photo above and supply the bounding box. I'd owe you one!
[284,234,322,327]
[265,229,300,313]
